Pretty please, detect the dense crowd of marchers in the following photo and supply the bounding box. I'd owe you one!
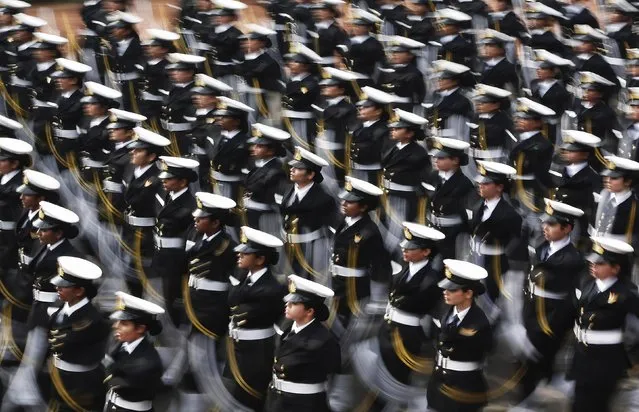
[0,0,638,410]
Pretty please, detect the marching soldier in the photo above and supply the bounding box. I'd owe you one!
[209,96,252,209]
[377,38,426,113]
[468,161,523,318]
[347,10,385,78]
[282,47,321,151]
[514,199,585,403]
[569,236,639,412]
[153,155,198,326]
[265,274,340,412]
[428,60,473,139]
[477,29,518,92]
[188,73,231,188]
[0,137,32,271]
[315,67,358,189]
[604,0,638,59]
[525,3,570,58]
[349,86,393,184]
[310,0,348,65]
[105,11,143,113]
[138,28,178,131]
[104,291,165,412]
[50,58,92,165]
[553,130,602,247]
[427,259,493,412]
[208,0,245,89]
[561,0,599,32]
[184,192,237,408]
[469,83,513,164]
[27,201,81,330]
[380,109,430,258]
[243,122,290,234]
[626,49,639,88]
[593,155,639,248]
[47,257,109,412]
[425,137,474,260]
[488,0,528,40]
[331,176,390,335]
[509,98,555,229]
[281,146,338,282]
[162,52,205,156]
[77,81,122,168]
[226,226,286,411]
[434,8,475,67]
[237,25,283,125]
[122,127,170,297]
[572,24,620,90]
[619,87,639,160]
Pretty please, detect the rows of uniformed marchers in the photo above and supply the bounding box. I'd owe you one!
[0,0,638,410]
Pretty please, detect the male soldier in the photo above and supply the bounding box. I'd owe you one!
[105,11,143,113]
[281,146,338,282]
[153,156,198,325]
[469,83,513,164]
[425,137,474,260]
[162,52,205,156]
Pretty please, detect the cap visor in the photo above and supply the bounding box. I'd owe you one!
[283,293,308,303]
[438,278,462,290]
[158,171,176,179]
[338,191,363,202]
[288,159,308,169]
[50,275,74,287]
[474,175,493,184]
[32,219,56,230]
[586,252,607,264]
[192,209,211,218]
[109,310,136,321]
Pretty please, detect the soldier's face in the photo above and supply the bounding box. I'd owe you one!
[287,61,304,75]
[481,44,503,59]
[0,13,11,26]
[605,176,629,193]
[515,117,541,132]
[437,78,457,91]
[130,148,155,166]
[542,221,571,242]
[55,77,77,91]
[313,8,332,21]
[244,38,263,53]
[438,23,457,36]
[113,320,146,342]
[20,194,42,210]
[351,24,368,37]
[193,216,218,234]
[560,149,588,164]
[535,67,554,81]
[162,177,184,192]
[390,127,413,142]
[357,105,381,121]
[289,167,313,185]
[237,252,261,270]
[478,182,501,199]
[216,115,239,131]
[628,105,639,121]
[83,102,106,117]
[575,41,595,54]
[145,45,167,59]
[37,227,63,245]
[443,288,472,306]
[475,101,499,114]
[628,65,639,77]
[589,262,620,280]
[321,85,343,98]
[0,159,18,175]
[169,69,194,84]
[402,247,430,263]
[250,144,274,159]
[435,156,457,172]
[390,51,411,65]
[109,127,132,142]
[56,285,83,303]
[32,49,56,63]
[491,0,508,12]
[527,18,544,29]
[197,0,211,11]
[102,0,125,12]
[192,94,217,109]
[341,200,365,217]
[285,302,312,321]
[214,15,235,25]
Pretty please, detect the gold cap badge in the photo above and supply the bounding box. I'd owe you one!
[288,279,296,293]
[196,197,203,209]
[294,149,302,161]
[38,209,45,220]
[545,203,553,215]
[592,242,604,254]
[240,229,248,244]
[403,227,413,240]
[445,267,452,279]
[344,181,352,191]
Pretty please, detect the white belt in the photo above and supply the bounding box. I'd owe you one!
[331,264,366,277]
[391,95,411,103]
[528,280,567,300]
[435,352,481,372]
[470,240,504,256]
[513,174,535,180]
[384,305,421,326]
[0,220,16,230]
[470,148,503,158]
[103,180,124,193]
[126,215,155,227]
[111,71,140,81]
[54,129,79,139]
[33,289,58,302]
[11,75,32,87]
[191,144,206,155]
[428,213,462,227]
[214,60,235,66]
[141,91,164,101]
[107,390,152,411]
[351,162,380,170]
[315,138,344,150]
[153,235,185,249]
[238,84,264,94]
[188,275,229,291]
[81,157,104,169]
[271,375,326,394]
[20,253,32,265]
[274,24,287,30]
[53,355,99,373]
[161,120,192,132]
[282,110,314,119]
[573,324,623,345]
[243,198,273,211]
[383,179,416,192]
[211,171,243,182]
[229,326,275,341]
[282,228,323,244]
